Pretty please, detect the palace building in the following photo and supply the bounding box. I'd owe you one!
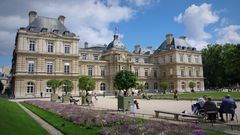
[11,11,204,98]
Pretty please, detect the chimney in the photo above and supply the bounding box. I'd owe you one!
[28,11,37,24]
[84,42,88,48]
[166,33,173,44]
[58,15,65,24]
[134,44,141,53]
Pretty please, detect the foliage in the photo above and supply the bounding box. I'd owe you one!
[0,99,49,135]
[136,83,144,93]
[160,82,169,94]
[61,79,73,95]
[0,80,3,94]
[78,76,96,94]
[114,70,137,91]
[47,79,61,94]
[189,82,196,92]
[202,44,240,88]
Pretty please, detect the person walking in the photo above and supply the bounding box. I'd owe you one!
[173,90,178,101]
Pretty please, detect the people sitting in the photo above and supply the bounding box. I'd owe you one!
[203,97,218,121]
[219,95,237,121]
[70,96,79,105]
[192,95,207,115]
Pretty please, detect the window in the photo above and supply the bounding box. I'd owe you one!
[163,57,165,63]
[94,55,99,60]
[170,68,173,75]
[28,61,34,73]
[195,56,199,63]
[46,86,52,93]
[47,42,54,52]
[170,82,174,90]
[144,58,149,63]
[27,82,34,93]
[29,40,35,51]
[181,82,186,90]
[163,71,166,77]
[154,70,157,78]
[188,68,192,77]
[47,62,53,74]
[180,54,183,62]
[135,58,139,63]
[188,55,191,63]
[181,68,185,77]
[64,63,70,74]
[134,68,139,76]
[81,53,87,60]
[88,67,93,76]
[101,67,105,76]
[196,70,200,77]
[154,82,158,89]
[144,69,148,77]
[170,56,173,63]
[100,83,106,91]
[145,83,149,89]
[197,82,201,90]
[64,45,70,54]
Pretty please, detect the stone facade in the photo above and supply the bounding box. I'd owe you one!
[11,11,204,98]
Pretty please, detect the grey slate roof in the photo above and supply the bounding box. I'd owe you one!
[85,44,107,51]
[25,16,75,37]
[154,37,196,53]
[107,35,126,50]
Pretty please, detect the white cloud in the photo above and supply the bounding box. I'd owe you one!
[186,39,208,50]
[128,0,159,6]
[174,3,219,50]
[215,25,240,44]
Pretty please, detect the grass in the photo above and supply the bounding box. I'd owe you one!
[151,92,240,101]
[21,102,101,135]
[0,98,49,135]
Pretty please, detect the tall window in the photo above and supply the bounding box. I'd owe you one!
[180,54,184,62]
[154,70,157,78]
[134,68,139,76]
[27,82,34,93]
[197,82,201,90]
[48,42,54,52]
[181,82,186,90]
[154,82,158,89]
[170,82,174,90]
[169,68,173,75]
[135,58,139,63]
[188,55,191,63]
[181,68,185,77]
[64,45,70,54]
[144,69,148,77]
[46,86,52,93]
[88,67,93,76]
[100,83,106,91]
[47,62,53,74]
[64,63,70,74]
[28,61,34,73]
[94,55,99,60]
[29,40,35,51]
[144,58,149,63]
[195,56,199,63]
[188,68,192,77]
[170,56,173,63]
[196,70,200,77]
[145,83,149,89]
[81,53,87,60]
[163,71,166,77]
[101,67,105,76]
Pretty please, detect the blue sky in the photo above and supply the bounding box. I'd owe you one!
[0,0,240,67]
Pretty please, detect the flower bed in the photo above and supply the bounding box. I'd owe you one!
[24,100,205,135]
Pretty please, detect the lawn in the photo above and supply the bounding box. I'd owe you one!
[21,102,101,135]
[0,98,49,135]
[151,92,240,101]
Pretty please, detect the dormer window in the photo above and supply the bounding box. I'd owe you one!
[29,26,36,31]
[41,28,48,32]
[53,29,59,33]
[182,46,185,50]
[63,31,70,35]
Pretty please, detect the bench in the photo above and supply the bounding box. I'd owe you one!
[154,110,204,121]
[70,98,79,105]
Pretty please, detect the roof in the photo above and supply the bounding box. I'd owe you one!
[154,37,196,53]
[25,16,76,37]
[85,44,107,51]
[107,35,126,50]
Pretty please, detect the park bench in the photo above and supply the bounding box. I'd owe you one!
[154,110,204,121]
[70,98,79,105]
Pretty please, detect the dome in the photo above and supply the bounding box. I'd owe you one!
[107,35,126,50]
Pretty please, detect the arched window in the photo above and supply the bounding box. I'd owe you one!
[27,82,34,93]
[197,82,201,90]
[145,83,149,89]
[170,82,174,90]
[181,82,185,90]
[100,83,106,91]
[154,82,158,89]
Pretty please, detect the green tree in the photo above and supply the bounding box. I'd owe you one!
[61,79,73,95]
[189,82,196,92]
[78,76,96,95]
[47,79,61,94]
[159,82,169,94]
[114,70,137,95]
[0,80,3,94]
[136,83,144,93]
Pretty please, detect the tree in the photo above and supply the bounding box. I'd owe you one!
[114,70,137,95]
[78,76,96,95]
[47,79,61,94]
[136,83,144,93]
[0,80,3,94]
[189,82,196,92]
[160,82,169,94]
[61,79,73,95]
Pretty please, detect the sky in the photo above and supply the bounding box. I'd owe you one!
[0,0,240,67]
